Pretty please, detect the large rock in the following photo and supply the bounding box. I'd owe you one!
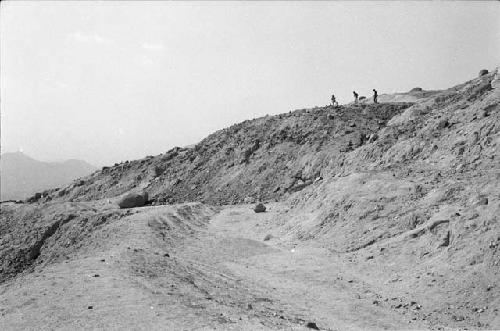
[478,69,488,77]
[26,192,42,203]
[118,192,148,209]
[254,203,266,213]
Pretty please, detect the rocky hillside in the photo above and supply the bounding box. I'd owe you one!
[275,67,499,256]
[42,103,414,205]
[265,69,500,328]
[37,70,498,210]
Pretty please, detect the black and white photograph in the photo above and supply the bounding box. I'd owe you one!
[1,1,499,330]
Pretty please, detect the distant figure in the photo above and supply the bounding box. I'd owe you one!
[353,91,359,104]
[331,94,338,107]
[373,89,378,104]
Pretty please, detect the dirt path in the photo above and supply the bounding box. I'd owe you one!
[1,203,428,330]
[174,204,429,331]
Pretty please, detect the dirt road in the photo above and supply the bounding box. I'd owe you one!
[0,202,437,330]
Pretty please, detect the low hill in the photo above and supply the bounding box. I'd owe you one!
[40,70,497,209]
[0,152,97,201]
[47,102,412,205]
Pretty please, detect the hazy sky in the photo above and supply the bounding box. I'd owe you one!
[1,1,499,166]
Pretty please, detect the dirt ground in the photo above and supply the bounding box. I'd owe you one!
[4,201,495,330]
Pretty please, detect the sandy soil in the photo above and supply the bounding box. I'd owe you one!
[1,202,445,331]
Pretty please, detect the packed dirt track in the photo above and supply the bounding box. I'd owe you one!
[0,202,428,330]
[1,198,498,330]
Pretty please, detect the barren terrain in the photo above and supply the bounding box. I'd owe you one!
[1,69,499,330]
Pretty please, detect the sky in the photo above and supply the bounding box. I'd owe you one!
[1,1,499,166]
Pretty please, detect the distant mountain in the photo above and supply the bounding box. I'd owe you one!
[0,152,97,201]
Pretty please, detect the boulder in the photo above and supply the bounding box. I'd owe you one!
[254,203,266,213]
[306,322,320,330]
[478,69,489,77]
[118,191,148,209]
[27,192,42,203]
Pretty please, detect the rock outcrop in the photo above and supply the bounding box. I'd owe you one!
[117,192,148,209]
[254,203,266,213]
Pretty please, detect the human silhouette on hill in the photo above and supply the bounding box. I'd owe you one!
[373,89,378,104]
[331,94,338,107]
[353,91,359,104]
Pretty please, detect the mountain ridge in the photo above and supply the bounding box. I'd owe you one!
[0,152,97,201]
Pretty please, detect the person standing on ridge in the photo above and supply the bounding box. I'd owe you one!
[373,89,378,104]
[331,94,338,107]
[353,91,359,104]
